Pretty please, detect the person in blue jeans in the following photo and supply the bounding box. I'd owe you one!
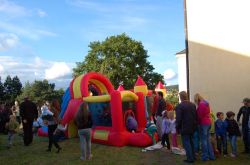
[176,91,197,164]
[225,111,241,157]
[193,126,200,155]
[200,125,215,160]
[74,102,93,160]
[195,93,215,161]
[215,112,228,156]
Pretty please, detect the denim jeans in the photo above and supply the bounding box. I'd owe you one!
[200,125,215,161]
[216,134,228,154]
[193,127,200,153]
[78,128,91,160]
[229,135,237,155]
[7,131,15,146]
[182,134,195,162]
[156,116,162,140]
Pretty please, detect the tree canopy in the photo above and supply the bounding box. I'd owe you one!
[17,80,64,106]
[0,77,4,101]
[0,75,22,104]
[73,33,164,89]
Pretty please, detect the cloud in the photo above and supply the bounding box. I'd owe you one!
[0,1,47,18]
[0,0,28,17]
[0,33,19,50]
[0,56,74,88]
[36,9,47,17]
[163,69,176,80]
[0,64,4,73]
[0,22,57,40]
[45,62,71,80]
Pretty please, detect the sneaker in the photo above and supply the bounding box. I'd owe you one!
[80,156,85,160]
[230,153,236,158]
[223,154,228,157]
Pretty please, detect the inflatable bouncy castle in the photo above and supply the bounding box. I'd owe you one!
[59,72,158,147]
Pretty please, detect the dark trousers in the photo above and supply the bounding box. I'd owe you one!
[216,134,228,154]
[22,120,34,145]
[161,133,170,149]
[182,134,195,162]
[48,124,58,149]
[242,127,249,152]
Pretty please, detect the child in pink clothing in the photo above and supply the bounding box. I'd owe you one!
[168,111,178,148]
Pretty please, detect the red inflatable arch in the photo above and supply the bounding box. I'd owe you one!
[81,72,114,97]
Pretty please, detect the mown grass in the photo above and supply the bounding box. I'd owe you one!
[0,134,249,165]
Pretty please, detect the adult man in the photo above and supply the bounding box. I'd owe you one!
[237,98,250,153]
[176,91,197,163]
[20,97,38,146]
[155,91,166,140]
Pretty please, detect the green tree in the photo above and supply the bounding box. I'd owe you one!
[165,89,179,108]
[2,75,22,104]
[73,33,164,89]
[18,80,64,106]
[0,77,4,102]
[3,75,13,102]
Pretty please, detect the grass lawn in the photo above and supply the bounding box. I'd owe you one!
[0,134,250,165]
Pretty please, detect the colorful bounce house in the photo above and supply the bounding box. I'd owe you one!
[58,72,166,147]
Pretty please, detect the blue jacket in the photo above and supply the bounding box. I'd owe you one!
[215,119,227,136]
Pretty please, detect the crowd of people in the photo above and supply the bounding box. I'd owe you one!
[1,90,250,163]
[163,91,250,164]
[0,96,92,160]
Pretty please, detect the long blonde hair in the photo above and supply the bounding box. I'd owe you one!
[194,93,204,105]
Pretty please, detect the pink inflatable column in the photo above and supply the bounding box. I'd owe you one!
[136,92,147,131]
[110,91,124,132]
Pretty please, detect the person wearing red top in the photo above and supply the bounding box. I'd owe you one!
[195,93,215,161]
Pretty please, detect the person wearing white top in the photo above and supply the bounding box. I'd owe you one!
[168,111,178,148]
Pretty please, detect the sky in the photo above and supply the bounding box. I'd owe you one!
[0,0,185,89]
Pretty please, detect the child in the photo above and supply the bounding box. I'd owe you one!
[145,120,157,145]
[5,115,19,148]
[161,110,171,149]
[168,111,178,148]
[52,122,67,153]
[215,112,228,156]
[126,114,138,133]
[225,111,241,157]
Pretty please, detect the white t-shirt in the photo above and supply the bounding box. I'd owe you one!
[169,119,176,134]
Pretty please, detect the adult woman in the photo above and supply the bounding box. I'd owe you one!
[46,100,60,152]
[194,93,215,161]
[74,102,92,160]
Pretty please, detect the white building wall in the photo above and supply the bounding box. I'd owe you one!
[176,53,187,93]
[186,0,250,113]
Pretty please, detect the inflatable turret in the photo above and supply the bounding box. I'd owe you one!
[117,85,125,91]
[155,81,167,98]
[134,76,148,96]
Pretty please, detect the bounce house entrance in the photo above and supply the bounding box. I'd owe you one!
[122,102,138,132]
[88,102,112,127]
